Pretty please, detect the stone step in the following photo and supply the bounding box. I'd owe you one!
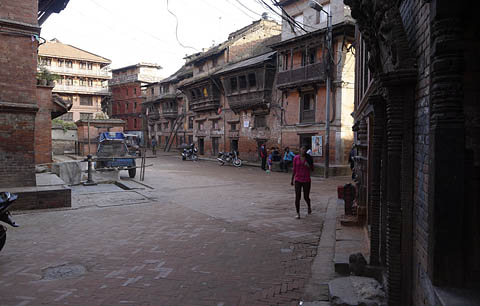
[328,276,386,306]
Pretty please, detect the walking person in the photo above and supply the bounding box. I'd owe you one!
[259,143,267,171]
[291,145,314,219]
[151,137,157,156]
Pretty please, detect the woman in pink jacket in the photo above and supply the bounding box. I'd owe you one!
[291,146,314,219]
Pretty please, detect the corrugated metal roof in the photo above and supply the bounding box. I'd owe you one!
[215,51,276,75]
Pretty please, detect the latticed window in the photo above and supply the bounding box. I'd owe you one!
[80,113,93,120]
[80,95,93,106]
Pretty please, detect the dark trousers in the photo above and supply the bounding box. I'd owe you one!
[294,181,311,214]
[261,157,267,170]
[281,160,292,172]
[152,146,156,155]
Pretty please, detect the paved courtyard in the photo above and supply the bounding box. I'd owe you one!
[1,156,347,306]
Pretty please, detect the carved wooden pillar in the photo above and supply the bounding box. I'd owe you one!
[368,95,385,266]
[381,70,416,306]
[357,118,368,222]
[428,14,465,287]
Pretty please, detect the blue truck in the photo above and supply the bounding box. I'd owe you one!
[96,132,137,178]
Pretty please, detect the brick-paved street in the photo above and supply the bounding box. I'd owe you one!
[1,156,347,306]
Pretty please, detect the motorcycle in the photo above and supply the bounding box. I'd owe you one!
[182,144,198,161]
[217,150,242,167]
[0,192,20,253]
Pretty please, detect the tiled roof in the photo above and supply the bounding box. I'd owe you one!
[39,39,111,64]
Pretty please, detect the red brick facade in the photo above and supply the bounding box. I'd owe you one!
[111,84,143,131]
[0,0,40,188]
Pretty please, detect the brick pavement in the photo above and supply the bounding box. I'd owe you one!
[1,157,348,306]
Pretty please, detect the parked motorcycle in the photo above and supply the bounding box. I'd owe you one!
[0,192,19,253]
[217,150,242,167]
[182,144,198,161]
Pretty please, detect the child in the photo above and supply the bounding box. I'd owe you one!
[267,152,273,173]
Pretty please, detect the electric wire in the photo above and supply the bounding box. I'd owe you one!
[234,0,264,18]
[166,0,198,51]
[225,0,256,19]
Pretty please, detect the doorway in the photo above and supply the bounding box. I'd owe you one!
[231,139,239,153]
[198,138,204,155]
[212,137,219,156]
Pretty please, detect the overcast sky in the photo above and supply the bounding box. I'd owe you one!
[40,0,281,77]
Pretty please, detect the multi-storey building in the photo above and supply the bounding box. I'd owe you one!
[346,0,480,305]
[109,63,163,142]
[270,0,355,173]
[177,18,282,158]
[144,17,283,158]
[144,65,192,150]
[38,38,111,122]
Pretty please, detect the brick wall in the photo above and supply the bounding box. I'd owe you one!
[0,0,39,188]
[399,1,432,305]
[34,85,54,165]
[111,83,143,131]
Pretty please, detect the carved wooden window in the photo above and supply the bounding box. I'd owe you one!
[230,123,237,131]
[57,60,64,67]
[191,89,197,100]
[248,73,256,88]
[282,53,290,71]
[87,62,93,70]
[301,50,307,67]
[239,76,247,90]
[212,120,219,130]
[79,62,86,69]
[308,48,317,64]
[188,116,194,129]
[66,61,73,68]
[203,87,208,98]
[198,121,204,130]
[87,79,93,87]
[194,88,202,100]
[255,115,266,128]
[230,77,238,92]
[300,92,315,123]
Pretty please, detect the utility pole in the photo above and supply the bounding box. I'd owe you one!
[308,0,332,178]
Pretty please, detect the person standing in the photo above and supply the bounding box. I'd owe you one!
[151,137,157,156]
[291,145,314,219]
[259,143,267,171]
[282,147,295,172]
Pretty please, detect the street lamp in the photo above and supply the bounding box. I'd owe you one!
[308,0,332,178]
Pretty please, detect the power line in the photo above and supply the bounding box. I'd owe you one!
[235,0,264,17]
[166,0,198,51]
[225,0,257,20]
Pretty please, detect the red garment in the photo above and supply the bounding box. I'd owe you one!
[292,155,312,183]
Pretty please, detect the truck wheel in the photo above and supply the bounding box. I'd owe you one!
[128,168,136,178]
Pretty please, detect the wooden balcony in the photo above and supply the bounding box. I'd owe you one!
[147,112,160,120]
[227,90,269,112]
[190,98,220,112]
[195,130,207,137]
[162,109,178,119]
[277,62,326,88]
[228,131,239,138]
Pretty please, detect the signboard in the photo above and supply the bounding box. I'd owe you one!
[243,120,250,128]
[311,136,323,156]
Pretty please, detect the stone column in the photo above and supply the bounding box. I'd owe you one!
[368,95,385,266]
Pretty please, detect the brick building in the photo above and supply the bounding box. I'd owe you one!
[38,38,111,122]
[346,0,480,305]
[270,0,355,173]
[144,17,283,159]
[109,63,162,143]
[0,0,70,208]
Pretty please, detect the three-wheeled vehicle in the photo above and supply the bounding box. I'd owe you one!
[96,132,137,178]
